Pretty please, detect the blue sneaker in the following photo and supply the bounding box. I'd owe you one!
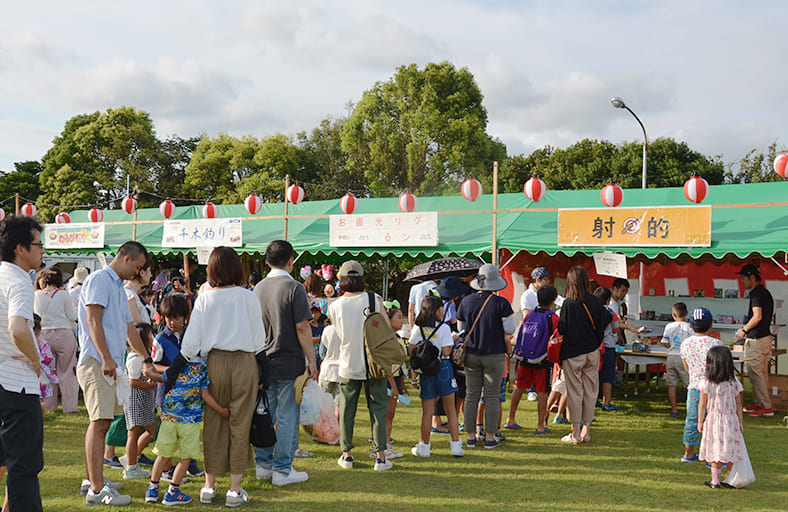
[162,488,192,505]
[601,403,621,412]
[145,486,159,503]
[466,438,477,448]
[187,460,204,477]
[137,453,156,466]
[103,456,123,469]
[161,468,190,483]
[680,454,699,463]
[552,415,569,425]
[484,438,500,450]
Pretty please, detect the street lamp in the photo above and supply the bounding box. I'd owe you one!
[611,96,648,189]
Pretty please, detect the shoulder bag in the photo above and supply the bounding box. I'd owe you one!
[451,294,494,368]
[250,388,276,448]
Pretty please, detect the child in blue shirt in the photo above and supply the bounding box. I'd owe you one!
[144,359,228,505]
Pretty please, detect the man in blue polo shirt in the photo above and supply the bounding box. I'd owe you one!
[78,241,154,506]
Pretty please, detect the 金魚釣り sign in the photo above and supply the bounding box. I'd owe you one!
[558,206,711,247]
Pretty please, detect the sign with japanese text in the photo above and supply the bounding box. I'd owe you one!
[162,218,243,248]
[558,206,711,247]
[592,251,628,278]
[43,223,105,249]
[330,212,439,247]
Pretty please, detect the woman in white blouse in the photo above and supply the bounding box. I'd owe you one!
[180,247,266,507]
[34,266,79,413]
[124,256,154,325]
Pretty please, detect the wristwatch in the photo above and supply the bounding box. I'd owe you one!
[143,357,153,364]
[741,328,749,336]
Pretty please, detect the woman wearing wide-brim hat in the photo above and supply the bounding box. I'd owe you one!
[434,276,470,328]
[455,264,516,450]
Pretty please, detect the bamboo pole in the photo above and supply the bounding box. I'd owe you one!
[284,174,290,240]
[15,193,19,215]
[132,208,138,241]
[492,161,499,266]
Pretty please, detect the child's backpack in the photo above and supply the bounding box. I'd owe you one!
[363,292,407,380]
[512,307,556,367]
[409,325,442,377]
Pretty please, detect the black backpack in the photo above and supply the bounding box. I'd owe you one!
[410,324,442,377]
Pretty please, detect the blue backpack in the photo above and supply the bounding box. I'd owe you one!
[512,307,555,367]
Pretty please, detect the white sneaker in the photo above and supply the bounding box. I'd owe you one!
[373,458,393,471]
[199,487,216,504]
[118,455,128,468]
[122,465,151,479]
[225,488,250,508]
[272,468,309,486]
[411,440,431,458]
[255,464,273,480]
[80,478,122,496]
[527,391,538,401]
[337,455,353,469]
[450,440,465,457]
[368,445,404,459]
[85,484,132,506]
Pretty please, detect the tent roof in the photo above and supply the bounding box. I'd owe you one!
[63,181,788,260]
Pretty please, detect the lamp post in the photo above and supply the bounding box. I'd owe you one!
[611,96,647,189]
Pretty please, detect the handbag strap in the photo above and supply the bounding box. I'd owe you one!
[39,288,59,324]
[582,302,596,331]
[464,294,494,343]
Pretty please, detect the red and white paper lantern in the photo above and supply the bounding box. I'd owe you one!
[55,212,71,224]
[0,208,5,222]
[121,197,137,214]
[20,203,37,217]
[461,177,482,201]
[202,202,217,219]
[398,192,417,213]
[683,175,709,204]
[523,176,546,202]
[339,193,356,215]
[159,200,175,219]
[244,193,262,215]
[774,152,788,179]
[88,208,103,222]
[600,183,624,207]
[286,184,305,204]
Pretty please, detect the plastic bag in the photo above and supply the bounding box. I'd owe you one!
[300,380,323,426]
[311,399,341,445]
[727,440,755,488]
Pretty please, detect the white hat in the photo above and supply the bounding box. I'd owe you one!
[69,267,90,285]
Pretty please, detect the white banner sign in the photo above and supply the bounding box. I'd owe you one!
[592,251,628,279]
[162,218,243,248]
[330,211,439,247]
[43,223,105,249]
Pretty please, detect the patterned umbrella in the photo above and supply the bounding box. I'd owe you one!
[404,257,484,283]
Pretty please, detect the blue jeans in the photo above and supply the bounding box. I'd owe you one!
[253,379,299,474]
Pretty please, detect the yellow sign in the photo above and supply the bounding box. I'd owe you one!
[558,206,711,247]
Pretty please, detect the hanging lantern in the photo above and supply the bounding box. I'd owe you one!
[600,183,624,207]
[159,200,175,219]
[339,193,356,214]
[0,208,5,222]
[461,177,482,201]
[244,193,262,215]
[523,176,546,202]
[683,174,709,204]
[286,184,305,204]
[774,152,788,179]
[202,202,217,219]
[88,208,103,222]
[398,192,417,213]
[55,212,71,224]
[121,197,137,214]
[20,203,37,217]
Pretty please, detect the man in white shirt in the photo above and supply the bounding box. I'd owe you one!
[0,215,46,512]
[408,280,437,327]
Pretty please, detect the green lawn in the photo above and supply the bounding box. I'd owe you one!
[16,381,788,511]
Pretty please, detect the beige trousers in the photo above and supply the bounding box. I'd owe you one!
[563,350,600,425]
[744,335,772,408]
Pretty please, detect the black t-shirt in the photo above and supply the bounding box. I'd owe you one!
[556,294,611,360]
[746,284,773,339]
[456,291,514,355]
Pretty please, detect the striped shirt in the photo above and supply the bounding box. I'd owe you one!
[0,261,40,395]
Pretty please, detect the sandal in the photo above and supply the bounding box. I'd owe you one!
[294,448,314,458]
[560,434,580,445]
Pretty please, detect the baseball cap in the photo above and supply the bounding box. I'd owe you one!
[735,264,760,278]
[689,307,713,331]
[339,260,364,277]
[531,267,551,280]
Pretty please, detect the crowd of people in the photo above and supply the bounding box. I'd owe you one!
[0,213,772,509]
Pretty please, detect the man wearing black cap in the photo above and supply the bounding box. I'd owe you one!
[735,264,774,417]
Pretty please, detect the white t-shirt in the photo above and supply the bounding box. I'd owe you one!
[328,292,382,381]
[180,286,266,361]
[34,288,77,329]
[408,281,437,315]
[125,351,144,380]
[124,283,150,325]
[408,322,454,358]
[661,321,694,357]
[520,284,564,313]
[680,334,722,390]
[0,262,40,395]
[602,307,620,348]
[318,325,341,386]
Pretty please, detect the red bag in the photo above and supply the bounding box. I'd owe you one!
[546,331,563,364]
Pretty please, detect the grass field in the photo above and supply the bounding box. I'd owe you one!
[13,379,788,511]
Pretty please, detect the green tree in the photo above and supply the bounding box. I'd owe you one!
[724,141,786,183]
[184,133,259,203]
[0,161,43,205]
[147,135,201,207]
[341,61,500,197]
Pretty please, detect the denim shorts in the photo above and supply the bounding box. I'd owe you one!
[599,348,617,384]
[419,359,459,400]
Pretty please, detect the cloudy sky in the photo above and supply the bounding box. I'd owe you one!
[1,0,785,175]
